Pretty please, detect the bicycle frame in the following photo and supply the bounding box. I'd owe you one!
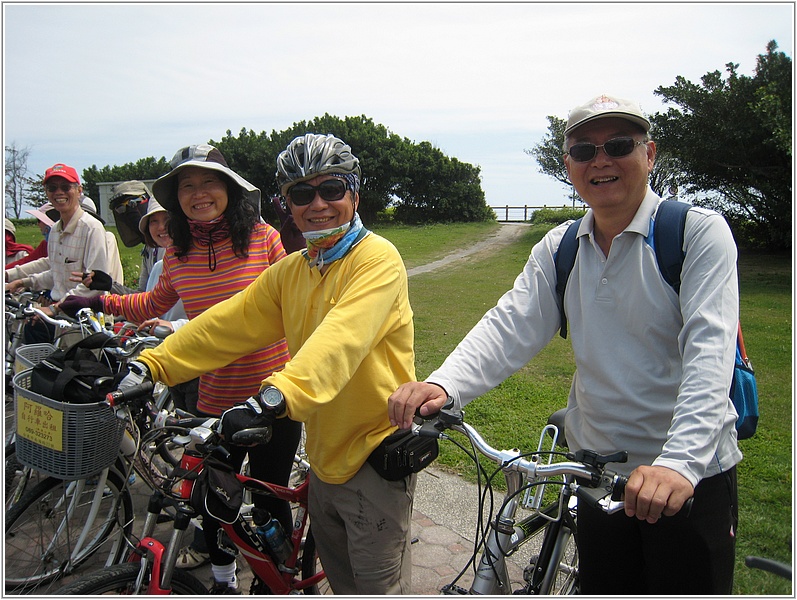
[465,429,578,595]
[125,434,324,594]
[425,406,626,596]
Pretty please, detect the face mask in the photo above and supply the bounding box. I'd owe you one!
[302,221,351,248]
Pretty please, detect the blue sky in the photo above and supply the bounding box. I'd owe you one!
[3,2,793,211]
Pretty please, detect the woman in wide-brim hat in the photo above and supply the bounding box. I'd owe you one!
[60,144,300,592]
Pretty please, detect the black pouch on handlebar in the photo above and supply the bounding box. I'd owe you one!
[29,332,123,404]
[366,428,439,481]
[190,457,244,524]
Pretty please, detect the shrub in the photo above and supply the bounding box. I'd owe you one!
[531,207,587,225]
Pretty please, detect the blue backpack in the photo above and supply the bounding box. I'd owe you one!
[554,200,758,439]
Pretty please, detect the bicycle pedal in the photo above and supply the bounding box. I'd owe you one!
[441,584,469,595]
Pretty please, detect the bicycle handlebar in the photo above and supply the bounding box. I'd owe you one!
[416,404,693,517]
[22,306,75,329]
[106,381,269,464]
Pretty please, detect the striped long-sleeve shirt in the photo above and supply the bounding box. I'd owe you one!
[104,222,290,415]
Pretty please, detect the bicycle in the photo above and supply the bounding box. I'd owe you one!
[4,311,175,593]
[58,382,328,595]
[5,301,104,512]
[413,403,692,595]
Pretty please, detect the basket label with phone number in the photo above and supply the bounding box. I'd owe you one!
[17,396,63,451]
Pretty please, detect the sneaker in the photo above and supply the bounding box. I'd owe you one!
[175,545,211,570]
[208,580,242,595]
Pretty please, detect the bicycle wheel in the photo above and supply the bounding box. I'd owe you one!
[5,469,134,593]
[4,440,45,511]
[57,561,208,595]
[524,520,579,595]
[300,526,330,595]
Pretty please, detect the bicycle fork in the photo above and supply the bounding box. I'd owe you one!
[126,492,193,594]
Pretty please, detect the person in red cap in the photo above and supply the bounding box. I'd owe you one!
[5,163,122,343]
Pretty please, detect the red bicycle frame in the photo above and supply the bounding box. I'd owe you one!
[127,449,324,594]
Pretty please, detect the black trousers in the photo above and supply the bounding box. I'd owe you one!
[200,415,302,566]
[577,466,738,595]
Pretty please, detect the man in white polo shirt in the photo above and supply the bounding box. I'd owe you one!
[389,94,742,594]
[6,163,120,342]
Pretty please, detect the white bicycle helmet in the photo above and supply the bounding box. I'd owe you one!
[276,134,360,197]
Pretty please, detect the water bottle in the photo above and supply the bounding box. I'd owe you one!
[253,508,292,564]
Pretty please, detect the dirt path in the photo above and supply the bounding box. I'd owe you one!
[406,223,530,277]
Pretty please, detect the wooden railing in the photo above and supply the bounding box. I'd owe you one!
[489,205,586,222]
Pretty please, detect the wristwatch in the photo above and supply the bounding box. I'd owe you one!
[258,386,286,416]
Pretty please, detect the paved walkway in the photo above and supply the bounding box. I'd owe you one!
[406,223,529,277]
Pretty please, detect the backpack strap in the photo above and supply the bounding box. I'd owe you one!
[652,200,690,293]
[554,218,582,339]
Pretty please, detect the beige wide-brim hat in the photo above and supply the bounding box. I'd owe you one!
[152,144,261,216]
[137,197,169,248]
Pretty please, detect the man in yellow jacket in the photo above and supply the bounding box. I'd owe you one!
[127,134,416,594]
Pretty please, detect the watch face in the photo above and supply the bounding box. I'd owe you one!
[261,387,283,408]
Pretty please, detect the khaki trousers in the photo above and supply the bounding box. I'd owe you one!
[308,463,416,594]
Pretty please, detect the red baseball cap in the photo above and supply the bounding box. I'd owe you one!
[44,163,80,184]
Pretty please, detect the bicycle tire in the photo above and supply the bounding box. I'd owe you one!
[4,440,43,511]
[541,523,578,594]
[4,469,134,593]
[57,561,209,595]
[300,525,328,594]
[525,520,579,595]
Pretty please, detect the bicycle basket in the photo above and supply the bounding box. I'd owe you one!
[12,369,125,480]
[14,343,56,374]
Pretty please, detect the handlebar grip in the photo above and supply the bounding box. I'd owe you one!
[106,381,154,406]
[607,474,694,517]
[152,325,172,339]
[6,298,21,309]
[230,426,273,446]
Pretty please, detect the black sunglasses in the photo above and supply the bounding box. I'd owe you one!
[567,137,647,163]
[45,182,77,194]
[288,179,348,206]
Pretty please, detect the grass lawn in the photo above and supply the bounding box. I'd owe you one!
[9,219,792,594]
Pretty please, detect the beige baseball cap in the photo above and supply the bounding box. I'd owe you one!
[564,94,650,137]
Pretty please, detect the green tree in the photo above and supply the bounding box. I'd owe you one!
[393,141,491,223]
[652,40,792,250]
[81,115,489,227]
[82,157,171,207]
[214,114,491,224]
[647,146,685,200]
[525,116,581,206]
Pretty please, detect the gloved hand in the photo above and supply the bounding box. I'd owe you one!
[87,270,114,292]
[59,294,105,317]
[219,397,276,442]
[119,360,151,392]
